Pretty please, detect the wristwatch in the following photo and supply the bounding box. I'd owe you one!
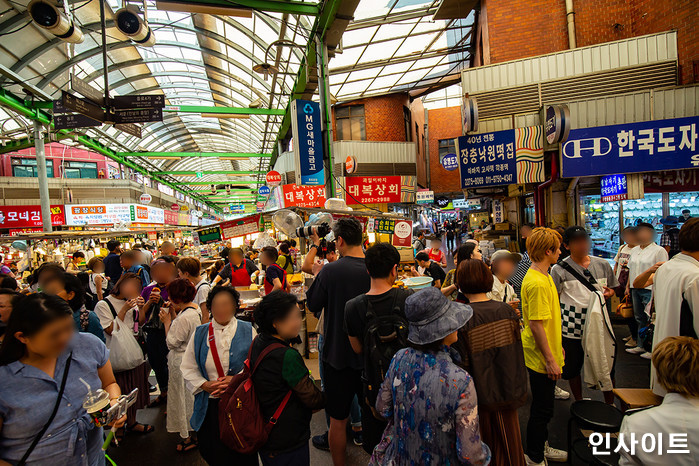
[309,244,319,251]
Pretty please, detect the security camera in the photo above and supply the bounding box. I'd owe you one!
[28,0,84,43]
[115,5,155,47]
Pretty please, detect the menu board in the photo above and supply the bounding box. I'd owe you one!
[220,215,260,240]
[196,226,222,244]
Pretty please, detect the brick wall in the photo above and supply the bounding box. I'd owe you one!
[487,0,698,84]
[427,106,462,194]
[332,93,411,142]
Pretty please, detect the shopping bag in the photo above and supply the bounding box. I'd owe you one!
[109,318,145,372]
[615,295,634,319]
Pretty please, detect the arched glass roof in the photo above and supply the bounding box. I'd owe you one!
[0,0,474,209]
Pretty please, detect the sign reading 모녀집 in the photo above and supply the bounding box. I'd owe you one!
[0,205,65,229]
[292,99,325,186]
[600,174,629,203]
[561,116,699,178]
[345,176,401,205]
[456,126,545,189]
[282,184,327,208]
[220,214,261,240]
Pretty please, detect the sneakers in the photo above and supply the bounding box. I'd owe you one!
[626,347,646,354]
[640,351,653,359]
[544,442,568,462]
[524,454,547,465]
[623,335,632,342]
[625,339,637,347]
[352,430,363,446]
[554,386,570,400]
[311,432,330,451]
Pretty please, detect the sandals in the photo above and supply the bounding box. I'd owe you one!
[176,437,198,453]
[127,423,155,434]
[148,394,167,408]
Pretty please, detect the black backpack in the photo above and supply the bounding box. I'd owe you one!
[361,289,409,406]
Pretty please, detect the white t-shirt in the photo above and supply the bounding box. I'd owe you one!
[613,244,636,279]
[194,280,211,307]
[488,275,516,302]
[94,295,138,348]
[89,273,108,294]
[628,242,669,290]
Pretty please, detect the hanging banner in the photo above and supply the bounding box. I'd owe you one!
[561,116,699,177]
[220,214,261,240]
[456,126,545,189]
[345,176,401,205]
[291,99,325,186]
[282,184,327,208]
[392,220,413,247]
[0,205,65,229]
[492,200,504,223]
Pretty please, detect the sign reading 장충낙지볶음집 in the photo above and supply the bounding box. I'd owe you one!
[456,126,545,189]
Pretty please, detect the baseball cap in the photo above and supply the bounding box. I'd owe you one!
[563,226,589,244]
[660,216,679,226]
[490,250,522,263]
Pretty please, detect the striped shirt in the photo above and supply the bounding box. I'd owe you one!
[510,251,531,300]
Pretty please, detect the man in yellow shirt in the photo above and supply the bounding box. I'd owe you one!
[521,227,567,465]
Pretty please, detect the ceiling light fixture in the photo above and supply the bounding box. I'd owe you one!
[253,39,306,80]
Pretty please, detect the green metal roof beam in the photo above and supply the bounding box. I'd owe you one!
[162,105,286,116]
[184,181,266,185]
[0,88,218,211]
[152,170,265,175]
[119,152,271,158]
[161,0,320,15]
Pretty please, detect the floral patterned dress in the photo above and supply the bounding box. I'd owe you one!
[370,346,491,466]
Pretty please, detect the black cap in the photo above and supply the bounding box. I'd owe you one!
[563,226,589,244]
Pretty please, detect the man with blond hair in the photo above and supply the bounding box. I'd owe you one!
[619,337,699,466]
[520,227,567,465]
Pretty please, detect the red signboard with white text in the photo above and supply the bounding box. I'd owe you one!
[0,205,65,229]
[164,210,179,225]
[282,184,327,208]
[345,176,401,205]
[392,220,413,247]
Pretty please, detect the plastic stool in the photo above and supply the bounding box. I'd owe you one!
[567,400,623,465]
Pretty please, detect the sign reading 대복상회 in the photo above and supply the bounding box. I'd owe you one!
[292,99,325,186]
[561,116,699,178]
[456,126,545,189]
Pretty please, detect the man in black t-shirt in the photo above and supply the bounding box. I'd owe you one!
[345,243,413,453]
[413,251,446,287]
[306,218,370,465]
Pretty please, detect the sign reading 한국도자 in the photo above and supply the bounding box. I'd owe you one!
[561,116,699,178]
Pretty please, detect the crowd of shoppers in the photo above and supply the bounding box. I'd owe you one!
[0,214,696,466]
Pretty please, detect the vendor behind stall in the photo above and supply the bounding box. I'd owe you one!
[412,251,446,288]
[211,247,258,287]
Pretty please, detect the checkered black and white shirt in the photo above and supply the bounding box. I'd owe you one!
[551,256,618,339]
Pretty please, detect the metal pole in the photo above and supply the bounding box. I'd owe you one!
[316,35,335,198]
[33,120,53,232]
[99,0,110,105]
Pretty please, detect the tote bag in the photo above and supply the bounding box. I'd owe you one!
[110,317,145,372]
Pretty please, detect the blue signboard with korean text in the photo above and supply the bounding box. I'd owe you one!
[600,174,628,202]
[456,126,545,188]
[292,99,325,186]
[441,153,459,171]
[258,185,271,196]
[561,116,699,177]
